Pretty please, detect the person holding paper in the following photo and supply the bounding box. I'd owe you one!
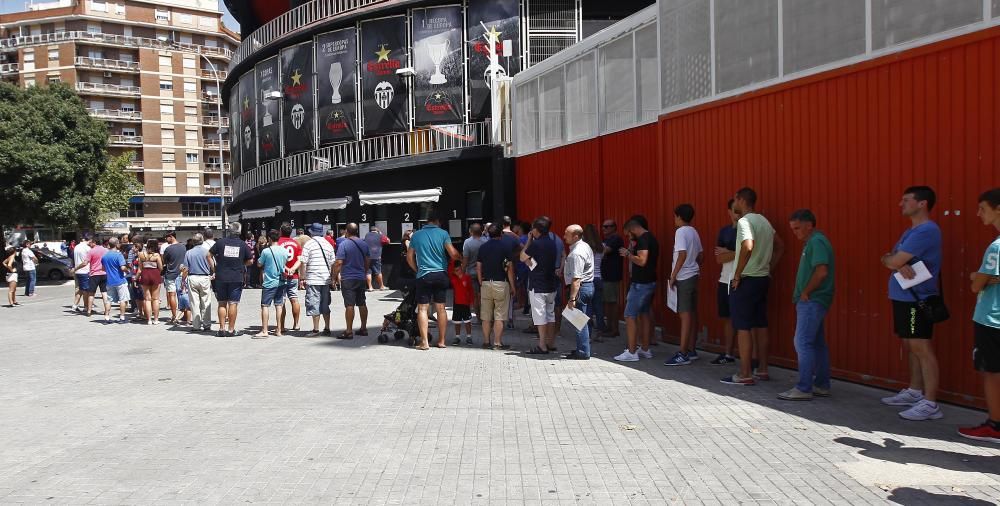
[521,217,559,355]
[958,188,1000,443]
[664,204,704,367]
[614,215,659,362]
[711,199,741,365]
[880,186,944,421]
[562,225,595,360]
[778,210,835,401]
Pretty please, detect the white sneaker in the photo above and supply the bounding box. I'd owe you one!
[898,399,943,421]
[881,388,924,406]
[614,349,639,362]
[104,315,111,322]
[636,348,653,359]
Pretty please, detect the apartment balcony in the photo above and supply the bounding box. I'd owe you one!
[203,115,229,127]
[200,69,228,81]
[203,162,231,172]
[76,81,140,97]
[74,57,139,73]
[204,139,230,150]
[89,109,142,122]
[202,92,221,104]
[0,63,18,75]
[203,186,232,196]
[0,31,232,60]
[109,134,142,146]
[126,161,144,171]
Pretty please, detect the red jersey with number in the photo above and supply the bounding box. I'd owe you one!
[277,237,302,279]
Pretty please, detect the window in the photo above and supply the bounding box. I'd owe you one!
[155,9,170,22]
[161,150,175,163]
[115,3,125,15]
[24,78,35,87]
[160,102,173,116]
[121,127,136,136]
[181,202,221,217]
[185,129,198,141]
[179,13,192,24]
[119,54,133,63]
[120,202,143,218]
[184,105,197,116]
[162,175,176,193]
[199,16,216,29]
[161,125,175,142]
[159,55,171,68]
[159,79,172,90]
[47,48,58,61]
[47,76,61,84]
[182,57,195,69]
[120,102,134,112]
[185,152,198,163]
[23,52,34,63]
[186,175,199,191]
[91,0,107,13]
[183,81,196,93]
[87,24,101,34]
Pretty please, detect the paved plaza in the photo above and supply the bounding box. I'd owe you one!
[0,282,998,505]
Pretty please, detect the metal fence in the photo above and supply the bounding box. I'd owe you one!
[76,82,141,96]
[74,57,139,72]
[229,0,389,73]
[0,31,231,58]
[233,121,494,198]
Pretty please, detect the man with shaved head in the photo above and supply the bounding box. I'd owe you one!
[563,224,595,359]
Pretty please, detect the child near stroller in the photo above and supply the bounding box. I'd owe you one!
[377,282,419,345]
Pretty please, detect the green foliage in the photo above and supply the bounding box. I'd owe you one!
[94,152,143,223]
[0,82,115,229]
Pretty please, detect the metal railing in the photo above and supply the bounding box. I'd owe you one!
[0,62,18,75]
[89,109,142,121]
[202,92,220,104]
[74,56,139,72]
[204,162,231,172]
[76,81,140,95]
[204,186,232,196]
[0,31,232,59]
[109,134,142,145]
[201,69,228,80]
[203,115,229,127]
[127,161,144,170]
[204,139,230,150]
[234,121,493,198]
[229,0,387,73]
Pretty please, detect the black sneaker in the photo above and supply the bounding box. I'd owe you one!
[215,330,226,337]
[451,337,461,346]
[322,329,332,337]
[710,354,737,365]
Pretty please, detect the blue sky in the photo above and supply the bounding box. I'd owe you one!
[0,0,240,32]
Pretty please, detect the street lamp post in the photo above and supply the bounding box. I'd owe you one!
[197,51,227,231]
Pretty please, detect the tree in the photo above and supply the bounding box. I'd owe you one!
[0,82,110,229]
[94,152,143,224]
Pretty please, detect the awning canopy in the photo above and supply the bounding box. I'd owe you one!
[238,206,282,220]
[289,196,352,212]
[358,188,442,206]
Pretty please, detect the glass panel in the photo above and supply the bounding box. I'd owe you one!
[539,69,565,148]
[634,24,659,123]
[995,0,999,18]
[515,80,538,154]
[872,0,983,49]
[783,0,866,75]
[659,0,711,109]
[715,0,780,93]
[599,34,635,133]
[565,52,596,141]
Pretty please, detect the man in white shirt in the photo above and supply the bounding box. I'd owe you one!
[299,223,336,337]
[21,240,38,297]
[665,204,704,366]
[562,224,595,360]
[72,234,93,311]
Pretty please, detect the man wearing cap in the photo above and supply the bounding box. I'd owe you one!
[300,223,336,337]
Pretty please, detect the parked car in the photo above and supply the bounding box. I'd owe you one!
[14,247,74,282]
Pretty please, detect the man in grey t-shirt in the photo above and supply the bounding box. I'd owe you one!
[162,231,187,324]
[462,223,488,319]
[363,227,386,291]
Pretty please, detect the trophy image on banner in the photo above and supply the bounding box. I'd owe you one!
[262,91,274,127]
[329,62,343,104]
[428,39,450,85]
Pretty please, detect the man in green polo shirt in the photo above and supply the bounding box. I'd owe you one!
[779,209,835,401]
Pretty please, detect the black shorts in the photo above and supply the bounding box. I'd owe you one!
[452,304,472,323]
[729,276,769,331]
[892,300,934,339]
[215,281,244,303]
[974,322,1000,373]
[416,271,449,305]
[717,282,731,318]
[341,278,366,307]
[86,275,107,294]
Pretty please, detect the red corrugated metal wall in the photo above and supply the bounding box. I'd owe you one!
[516,27,1000,407]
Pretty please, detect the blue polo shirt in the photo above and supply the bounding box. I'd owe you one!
[336,236,370,281]
[409,224,451,278]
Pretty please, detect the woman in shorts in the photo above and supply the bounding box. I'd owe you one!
[3,246,17,307]
[137,238,164,325]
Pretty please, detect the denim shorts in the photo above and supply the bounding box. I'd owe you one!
[107,283,130,304]
[215,281,244,303]
[74,273,90,291]
[624,282,656,317]
[285,278,299,299]
[261,284,287,307]
[305,284,331,316]
[369,258,383,276]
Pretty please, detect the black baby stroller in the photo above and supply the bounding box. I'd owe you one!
[377,284,419,345]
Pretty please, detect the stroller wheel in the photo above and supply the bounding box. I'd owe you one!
[378,333,389,344]
[394,330,407,341]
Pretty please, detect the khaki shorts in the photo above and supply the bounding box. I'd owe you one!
[480,281,510,322]
[602,280,621,303]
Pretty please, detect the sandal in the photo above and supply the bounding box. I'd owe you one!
[252,332,269,339]
[525,346,549,355]
[357,329,369,337]
[482,343,492,349]
[416,344,430,350]
[336,332,354,340]
[495,343,511,350]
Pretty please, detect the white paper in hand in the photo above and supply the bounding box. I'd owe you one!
[563,307,589,331]
[526,257,537,271]
[894,261,933,290]
[667,284,678,313]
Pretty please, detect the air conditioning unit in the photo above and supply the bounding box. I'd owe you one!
[103,71,113,78]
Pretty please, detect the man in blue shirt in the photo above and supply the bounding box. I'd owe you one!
[520,216,559,354]
[880,186,944,421]
[334,223,371,339]
[101,237,129,323]
[407,207,461,349]
[254,229,289,339]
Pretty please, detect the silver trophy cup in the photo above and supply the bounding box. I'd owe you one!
[329,62,343,104]
[428,40,450,85]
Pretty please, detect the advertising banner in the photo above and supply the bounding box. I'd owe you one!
[360,16,409,136]
[316,27,359,144]
[237,71,257,169]
[255,56,281,163]
[467,0,521,121]
[280,41,316,154]
[412,6,465,126]
[228,86,241,177]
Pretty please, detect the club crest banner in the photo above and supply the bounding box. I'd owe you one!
[412,6,464,126]
[467,0,520,121]
[255,56,281,163]
[280,41,315,155]
[360,16,409,136]
[316,27,359,144]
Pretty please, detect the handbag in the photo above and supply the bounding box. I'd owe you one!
[905,259,949,323]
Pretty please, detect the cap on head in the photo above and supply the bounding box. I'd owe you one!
[309,223,324,236]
